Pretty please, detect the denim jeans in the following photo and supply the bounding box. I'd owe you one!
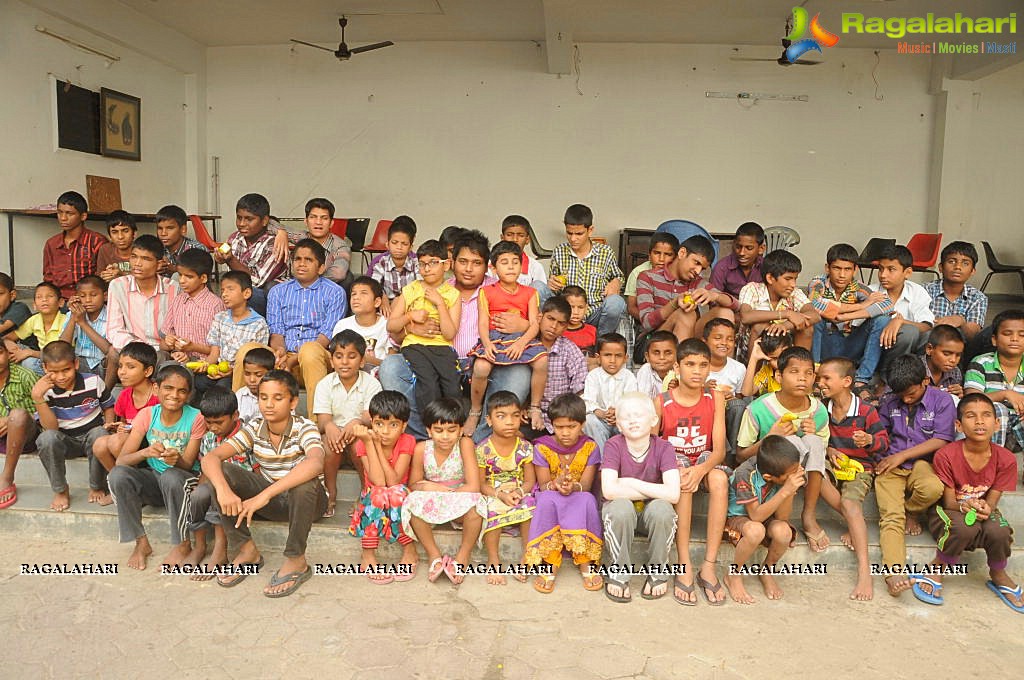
[585,294,627,338]
[812,315,888,384]
[378,354,531,441]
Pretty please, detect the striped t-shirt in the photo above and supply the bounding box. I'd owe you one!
[226,415,324,482]
[824,396,889,470]
[964,352,1024,396]
[43,372,114,436]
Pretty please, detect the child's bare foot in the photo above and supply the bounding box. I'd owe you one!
[184,542,206,566]
[463,411,481,438]
[905,515,922,535]
[128,537,153,571]
[885,574,911,597]
[850,574,873,601]
[725,574,755,604]
[162,541,193,567]
[192,543,229,582]
[840,532,855,551]
[486,562,507,586]
[87,489,112,505]
[759,573,783,600]
[50,488,71,512]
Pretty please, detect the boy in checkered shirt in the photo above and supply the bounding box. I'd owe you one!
[532,297,587,435]
[160,249,225,363]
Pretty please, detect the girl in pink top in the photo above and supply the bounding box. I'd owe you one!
[91,342,158,503]
[466,242,548,435]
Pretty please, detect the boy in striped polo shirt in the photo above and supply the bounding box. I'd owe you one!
[736,347,832,553]
[201,370,327,598]
[964,310,1024,452]
[31,341,114,512]
[817,357,889,601]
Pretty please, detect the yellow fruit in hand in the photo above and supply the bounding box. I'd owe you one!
[682,294,694,306]
[780,413,799,423]
[218,360,230,373]
[217,242,231,255]
[550,274,566,286]
[206,365,219,377]
[185,361,205,371]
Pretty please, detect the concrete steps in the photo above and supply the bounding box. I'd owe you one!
[3,457,1022,571]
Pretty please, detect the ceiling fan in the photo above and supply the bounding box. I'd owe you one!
[290,16,394,61]
[730,14,822,66]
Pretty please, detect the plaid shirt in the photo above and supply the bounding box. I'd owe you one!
[371,253,419,300]
[65,306,108,368]
[549,241,624,307]
[163,237,209,276]
[225,229,287,288]
[540,336,588,431]
[925,280,988,328]
[107,275,180,351]
[808,274,893,335]
[206,309,270,363]
[42,227,108,298]
[268,277,347,352]
[163,287,226,359]
[0,364,39,417]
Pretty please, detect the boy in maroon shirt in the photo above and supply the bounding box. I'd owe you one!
[42,191,107,299]
[912,393,1021,611]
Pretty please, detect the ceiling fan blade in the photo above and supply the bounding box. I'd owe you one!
[350,41,394,54]
[290,39,334,52]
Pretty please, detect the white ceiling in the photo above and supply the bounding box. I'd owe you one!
[114,0,1021,49]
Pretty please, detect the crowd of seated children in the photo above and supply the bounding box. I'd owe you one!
[4,191,1022,612]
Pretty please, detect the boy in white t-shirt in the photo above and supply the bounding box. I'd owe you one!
[330,276,392,376]
[703,317,747,465]
[635,330,677,399]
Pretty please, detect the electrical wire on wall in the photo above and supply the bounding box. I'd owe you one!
[573,43,583,95]
[871,50,884,101]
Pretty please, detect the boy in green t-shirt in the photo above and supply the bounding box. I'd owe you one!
[736,346,838,553]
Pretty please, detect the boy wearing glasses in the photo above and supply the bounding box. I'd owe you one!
[387,240,463,410]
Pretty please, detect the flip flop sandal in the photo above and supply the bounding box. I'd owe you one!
[264,565,313,598]
[0,483,17,509]
[986,581,1024,613]
[910,575,944,605]
[368,571,395,585]
[695,572,726,606]
[604,579,631,603]
[443,556,464,584]
[581,571,603,592]
[804,529,830,553]
[534,573,556,594]
[427,557,445,583]
[216,556,265,588]
[672,576,698,606]
[394,563,417,582]
[640,575,668,601]
[322,502,336,519]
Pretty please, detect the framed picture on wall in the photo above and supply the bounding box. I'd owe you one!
[99,88,141,161]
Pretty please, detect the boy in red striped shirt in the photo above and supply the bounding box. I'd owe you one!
[817,357,889,601]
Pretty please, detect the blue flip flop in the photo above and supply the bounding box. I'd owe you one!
[986,580,1024,613]
[910,575,944,605]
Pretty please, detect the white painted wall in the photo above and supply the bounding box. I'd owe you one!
[207,41,938,281]
[961,62,1024,295]
[0,0,201,286]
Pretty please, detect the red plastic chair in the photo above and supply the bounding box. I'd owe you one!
[906,232,942,279]
[330,218,348,240]
[362,219,392,270]
[188,215,218,250]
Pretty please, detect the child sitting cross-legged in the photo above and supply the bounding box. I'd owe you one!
[401,398,483,585]
[816,357,890,601]
[108,364,205,570]
[737,347,833,553]
[912,393,1021,612]
[184,387,244,582]
[524,393,603,594]
[474,391,536,586]
[724,435,806,604]
[91,342,158,492]
[601,392,681,603]
[655,339,730,606]
[583,333,638,451]
[312,330,382,519]
[466,241,549,435]
[348,391,418,584]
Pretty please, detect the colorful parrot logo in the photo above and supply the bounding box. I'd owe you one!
[784,7,840,62]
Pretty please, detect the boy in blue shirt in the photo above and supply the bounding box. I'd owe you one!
[60,275,115,390]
